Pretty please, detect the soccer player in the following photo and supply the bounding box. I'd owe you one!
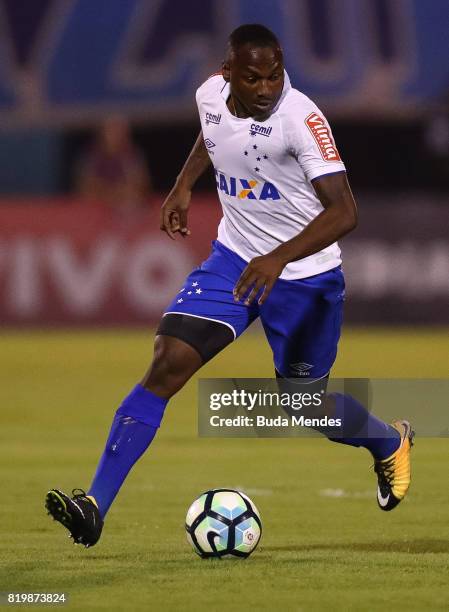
[45,24,414,547]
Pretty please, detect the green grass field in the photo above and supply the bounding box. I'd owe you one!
[1,328,449,611]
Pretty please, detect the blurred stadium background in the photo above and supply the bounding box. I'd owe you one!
[0,0,448,328]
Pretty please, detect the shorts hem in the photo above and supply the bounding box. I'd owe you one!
[163,311,237,340]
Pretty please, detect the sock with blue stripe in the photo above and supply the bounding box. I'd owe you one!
[87,384,167,518]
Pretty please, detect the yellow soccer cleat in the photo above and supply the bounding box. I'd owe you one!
[374,420,415,511]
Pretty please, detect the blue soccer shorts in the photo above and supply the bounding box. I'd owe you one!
[163,240,345,378]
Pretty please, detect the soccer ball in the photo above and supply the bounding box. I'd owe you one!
[185,488,262,558]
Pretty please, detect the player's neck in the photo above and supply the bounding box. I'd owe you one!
[227,94,250,119]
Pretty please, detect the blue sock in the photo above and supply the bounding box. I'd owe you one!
[88,384,168,519]
[327,393,400,460]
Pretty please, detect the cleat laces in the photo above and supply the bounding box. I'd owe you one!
[374,456,395,492]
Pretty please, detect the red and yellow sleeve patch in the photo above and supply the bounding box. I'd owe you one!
[305,112,341,162]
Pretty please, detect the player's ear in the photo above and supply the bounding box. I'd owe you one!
[222,61,230,82]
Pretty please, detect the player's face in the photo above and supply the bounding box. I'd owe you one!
[224,44,284,121]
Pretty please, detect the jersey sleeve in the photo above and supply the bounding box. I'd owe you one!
[195,82,205,114]
[286,98,346,182]
[195,74,225,115]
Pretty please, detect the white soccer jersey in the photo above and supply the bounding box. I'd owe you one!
[196,72,346,280]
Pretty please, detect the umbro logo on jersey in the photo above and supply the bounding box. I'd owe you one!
[215,170,280,201]
[204,138,216,149]
[205,112,221,125]
[249,123,272,137]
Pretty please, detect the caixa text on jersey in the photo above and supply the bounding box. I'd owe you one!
[214,170,281,201]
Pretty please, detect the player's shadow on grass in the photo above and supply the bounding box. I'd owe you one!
[263,539,449,554]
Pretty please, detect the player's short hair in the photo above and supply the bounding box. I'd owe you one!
[228,24,281,55]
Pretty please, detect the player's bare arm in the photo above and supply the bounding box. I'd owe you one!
[281,171,358,261]
[160,130,211,239]
[234,172,357,305]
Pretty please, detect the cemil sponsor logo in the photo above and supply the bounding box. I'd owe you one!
[205,112,221,125]
[215,170,280,201]
[249,123,272,137]
[305,112,341,162]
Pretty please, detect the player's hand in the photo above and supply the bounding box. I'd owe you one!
[233,253,286,306]
[160,186,192,240]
